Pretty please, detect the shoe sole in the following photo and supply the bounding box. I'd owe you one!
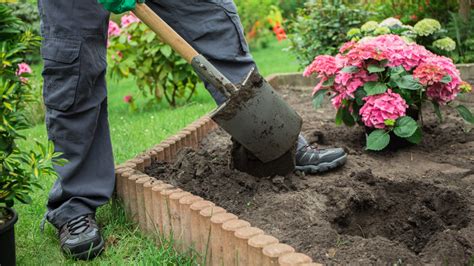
[68,237,105,261]
[295,154,347,174]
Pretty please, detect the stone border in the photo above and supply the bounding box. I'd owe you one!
[113,111,321,265]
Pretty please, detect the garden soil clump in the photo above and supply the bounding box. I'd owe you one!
[146,85,474,264]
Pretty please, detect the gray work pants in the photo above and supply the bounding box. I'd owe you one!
[39,0,255,228]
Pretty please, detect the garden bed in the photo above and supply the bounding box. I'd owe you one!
[144,77,474,264]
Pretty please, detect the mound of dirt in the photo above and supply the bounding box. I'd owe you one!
[146,85,474,264]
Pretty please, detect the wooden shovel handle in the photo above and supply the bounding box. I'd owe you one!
[133,3,199,63]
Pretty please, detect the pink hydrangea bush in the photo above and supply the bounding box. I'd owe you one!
[305,34,473,151]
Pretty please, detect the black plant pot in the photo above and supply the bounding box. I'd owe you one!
[0,208,18,266]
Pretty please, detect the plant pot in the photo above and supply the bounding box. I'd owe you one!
[0,207,18,266]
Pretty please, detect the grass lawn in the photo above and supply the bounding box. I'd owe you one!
[15,40,299,265]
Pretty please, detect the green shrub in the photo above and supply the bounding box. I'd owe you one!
[367,0,459,25]
[0,5,64,221]
[107,14,201,108]
[447,10,474,63]
[287,0,371,67]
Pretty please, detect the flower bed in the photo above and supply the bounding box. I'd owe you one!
[115,74,474,265]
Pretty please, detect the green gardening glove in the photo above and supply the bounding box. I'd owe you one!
[98,0,145,14]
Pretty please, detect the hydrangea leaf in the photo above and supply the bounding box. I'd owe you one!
[312,89,327,109]
[367,64,386,73]
[441,75,452,84]
[394,116,418,138]
[456,105,474,124]
[366,130,390,151]
[341,66,359,73]
[432,101,443,122]
[393,75,423,91]
[406,127,422,144]
[364,81,388,95]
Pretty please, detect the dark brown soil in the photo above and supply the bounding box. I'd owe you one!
[146,85,474,264]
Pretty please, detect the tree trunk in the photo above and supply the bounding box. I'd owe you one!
[459,0,471,23]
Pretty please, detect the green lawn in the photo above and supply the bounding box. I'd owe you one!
[15,40,299,265]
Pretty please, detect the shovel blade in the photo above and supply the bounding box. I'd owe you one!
[211,69,303,163]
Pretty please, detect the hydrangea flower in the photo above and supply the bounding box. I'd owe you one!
[379,17,403,28]
[422,55,462,104]
[303,55,338,78]
[414,18,441,36]
[108,21,121,37]
[347,28,361,38]
[374,27,391,36]
[121,13,140,27]
[361,21,379,32]
[359,89,408,129]
[413,63,446,86]
[432,37,456,52]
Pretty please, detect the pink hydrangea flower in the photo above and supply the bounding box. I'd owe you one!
[422,55,462,104]
[339,41,357,54]
[334,70,378,98]
[303,55,338,78]
[359,89,408,129]
[121,13,140,28]
[108,21,121,37]
[345,42,387,67]
[413,63,446,86]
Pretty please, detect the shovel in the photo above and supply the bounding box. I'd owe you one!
[133,3,302,163]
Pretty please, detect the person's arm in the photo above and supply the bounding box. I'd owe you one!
[98,0,144,14]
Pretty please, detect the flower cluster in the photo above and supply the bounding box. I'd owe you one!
[305,34,472,150]
[272,23,287,41]
[16,62,32,83]
[107,13,141,47]
[360,89,408,129]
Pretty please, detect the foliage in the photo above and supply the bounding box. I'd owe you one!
[447,10,474,63]
[107,14,201,108]
[367,0,459,25]
[287,0,371,67]
[234,0,287,49]
[304,34,473,151]
[0,5,64,221]
[347,17,457,57]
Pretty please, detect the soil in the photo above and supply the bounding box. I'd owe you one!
[146,85,474,264]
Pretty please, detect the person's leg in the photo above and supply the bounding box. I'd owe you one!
[38,0,113,259]
[147,0,347,174]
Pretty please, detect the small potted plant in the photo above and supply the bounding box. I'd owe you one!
[0,5,65,265]
[304,34,473,151]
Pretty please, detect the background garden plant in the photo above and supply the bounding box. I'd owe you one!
[304,34,474,151]
[107,13,201,109]
[0,5,64,221]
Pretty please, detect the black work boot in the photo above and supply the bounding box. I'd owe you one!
[295,135,347,174]
[59,214,104,260]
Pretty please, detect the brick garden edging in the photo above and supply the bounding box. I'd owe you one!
[114,111,321,265]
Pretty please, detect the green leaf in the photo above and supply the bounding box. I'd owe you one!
[367,64,386,73]
[393,75,423,90]
[341,107,356,126]
[441,75,452,84]
[455,105,474,124]
[363,81,388,96]
[432,102,443,122]
[366,130,390,151]
[322,76,335,87]
[335,108,343,125]
[389,66,405,76]
[406,127,422,144]
[312,89,327,109]
[394,116,418,138]
[341,66,359,73]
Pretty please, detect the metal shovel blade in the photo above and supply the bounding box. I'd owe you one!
[210,69,303,163]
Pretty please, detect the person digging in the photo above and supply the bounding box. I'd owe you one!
[38,0,347,260]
